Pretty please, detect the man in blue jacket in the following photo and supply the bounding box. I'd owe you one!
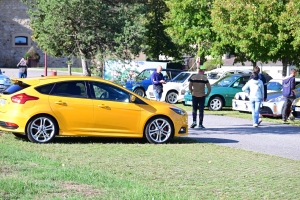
[151,65,166,101]
[282,68,298,122]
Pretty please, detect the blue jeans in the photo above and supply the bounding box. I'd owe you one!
[154,90,162,101]
[19,72,27,78]
[250,98,262,124]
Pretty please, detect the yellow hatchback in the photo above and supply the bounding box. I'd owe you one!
[0,76,188,144]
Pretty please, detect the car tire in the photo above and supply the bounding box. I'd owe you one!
[133,88,145,97]
[166,91,178,104]
[208,96,223,111]
[145,117,173,144]
[26,115,58,143]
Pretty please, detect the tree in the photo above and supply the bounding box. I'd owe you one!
[142,0,183,61]
[211,0,300,76]
[163,0,215,61]
[23,0,146,76]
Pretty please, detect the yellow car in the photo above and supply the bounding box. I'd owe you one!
[0,76,188,144]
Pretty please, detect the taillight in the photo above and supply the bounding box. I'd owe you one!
[11,93,39,104]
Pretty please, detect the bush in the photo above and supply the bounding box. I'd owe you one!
[24,46,40,60]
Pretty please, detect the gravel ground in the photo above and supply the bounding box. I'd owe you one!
[187,112,300,160]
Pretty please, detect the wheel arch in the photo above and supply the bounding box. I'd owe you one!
[143,114,175,139]
[207,95,225,107]
[165,89,179,102]
[25,113,60,136]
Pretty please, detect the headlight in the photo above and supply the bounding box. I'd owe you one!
[268,95,284,102]
[170,107,186,115]
[234,93,240,100]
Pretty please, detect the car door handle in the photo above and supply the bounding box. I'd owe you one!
[54,101,66,105]
[98,104,109,109]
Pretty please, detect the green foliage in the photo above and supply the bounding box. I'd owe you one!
[22,0,146,70]
[164,0,215,58]
[24,46,40,60]
[203,59,218,71]
[142,0,183,60]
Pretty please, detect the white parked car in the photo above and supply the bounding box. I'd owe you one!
[232,83,300,117]
[146,71,197,104]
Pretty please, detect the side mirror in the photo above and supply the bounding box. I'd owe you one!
[130,95,136,102]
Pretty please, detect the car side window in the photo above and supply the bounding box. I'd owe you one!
[35,83,55,94]
[51,81,87,98]
[233,77,248,88]
[90,81,130,102]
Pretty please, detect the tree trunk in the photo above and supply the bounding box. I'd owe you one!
[282,57,288,77]
[99,61,104,78]
[67,57,72,75]
[81,56,91,76]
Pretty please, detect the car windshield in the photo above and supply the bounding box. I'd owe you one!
[135,69,155,82]
[213,75,240,87]
[171,72,191,83]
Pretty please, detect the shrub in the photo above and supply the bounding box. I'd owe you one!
[24,46,40,60]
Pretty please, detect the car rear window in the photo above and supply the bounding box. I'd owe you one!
[2,81,30,95]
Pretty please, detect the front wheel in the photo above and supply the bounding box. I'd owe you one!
[166,91,178,104]
[26,115,58,143]
[145,117,173,144]
[208,97,223,111]
[133,88,145,97]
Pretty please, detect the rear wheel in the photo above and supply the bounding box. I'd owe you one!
[26,115,58,143]
[166,91,178,104]
[144,117,173,144]
[208,97,223,111]
[133,88,145,97]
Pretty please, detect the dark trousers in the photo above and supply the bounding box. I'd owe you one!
[282,97,295,120]
[192,96,206,125]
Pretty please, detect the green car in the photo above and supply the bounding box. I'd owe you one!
[184,74,251,111]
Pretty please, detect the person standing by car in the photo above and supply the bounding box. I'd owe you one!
[253,66,267,101]
[282,68,298,122]
[189,65,211,129]
[151,65,166,101]
[16,57,28,78]
[242,72,264,127]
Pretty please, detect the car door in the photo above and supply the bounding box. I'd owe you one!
[48,81,94,133]
[226,76,249,105]
[89,81,141,135]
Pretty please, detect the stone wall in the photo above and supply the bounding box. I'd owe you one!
[0,0,81,68]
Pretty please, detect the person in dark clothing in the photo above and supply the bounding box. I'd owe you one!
[188,65,211,129]
[151,65,166,101]
[253,66,267,101]
[282,68,298,122]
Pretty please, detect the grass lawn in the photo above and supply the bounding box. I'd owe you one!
[1,81,300,199]
[1,131,300,199]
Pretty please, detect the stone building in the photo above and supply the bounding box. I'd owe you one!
[0,0,79,68]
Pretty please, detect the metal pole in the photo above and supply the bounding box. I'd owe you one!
[44,52,47,76]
